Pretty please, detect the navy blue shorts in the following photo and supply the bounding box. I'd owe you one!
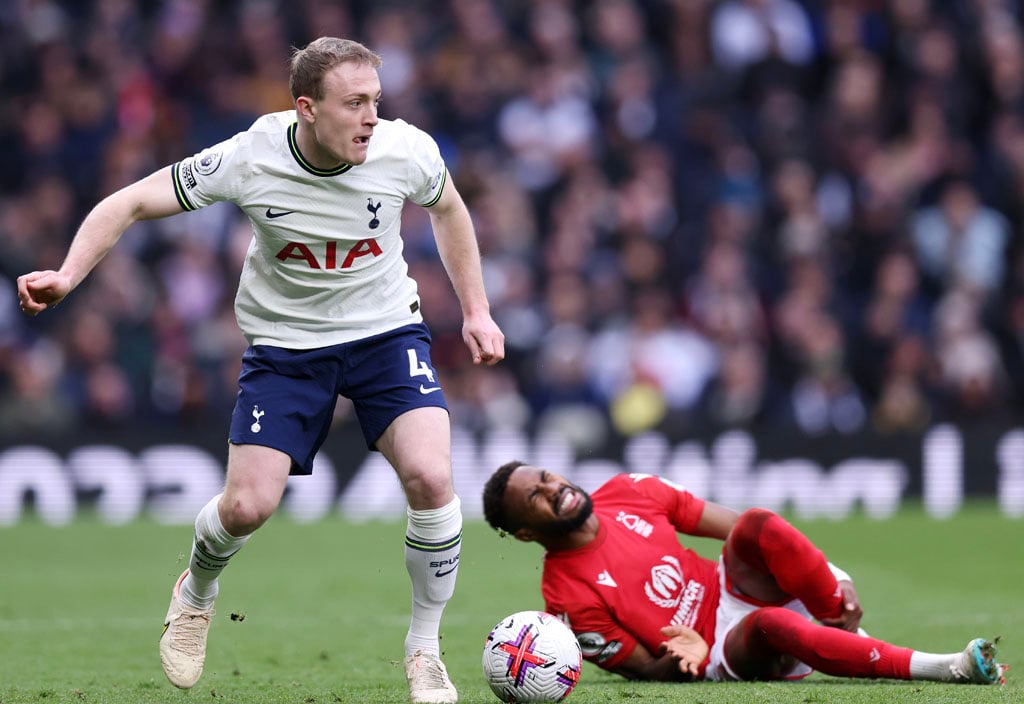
[228,323,448,474]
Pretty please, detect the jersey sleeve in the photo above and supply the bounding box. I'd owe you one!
[623,473,706,534]
[171,133,248,211]
[544,584,638,671]
[403,124,447,207]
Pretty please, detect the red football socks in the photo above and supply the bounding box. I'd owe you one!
[742,608,913,679]
[729,509,843,620]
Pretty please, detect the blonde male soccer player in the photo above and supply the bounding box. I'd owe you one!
[18,37,504,704]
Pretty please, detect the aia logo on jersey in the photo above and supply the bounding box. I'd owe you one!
[275,239,382,269]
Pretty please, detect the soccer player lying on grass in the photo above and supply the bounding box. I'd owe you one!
[482,462,1006,685]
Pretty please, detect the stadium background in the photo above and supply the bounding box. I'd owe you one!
[1,0,1023,524]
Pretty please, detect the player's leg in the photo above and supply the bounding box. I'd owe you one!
[723,607,1003,684]
[180,443,292,607]
[348,323,458,702]
[350,328,461,653]
[161,343,338,690]
[377,405,460,650]
[723,508,843,621]
[724,606,910,680]
[377,406,460,704]
[160,443,291,689]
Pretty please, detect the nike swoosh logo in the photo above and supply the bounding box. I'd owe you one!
[266,208,296,219]
[434,566,458,577]
[419,385,442,394]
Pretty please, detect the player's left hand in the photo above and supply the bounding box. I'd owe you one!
[463,314,505,366]
[819,580,863,632]
[658,624,709,678]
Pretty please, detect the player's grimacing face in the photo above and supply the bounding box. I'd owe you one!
[309,62,381,165]
[506,466,594,537]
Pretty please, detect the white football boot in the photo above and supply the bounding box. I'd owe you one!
[949,637,1004,684]
[404,650,458,703]
[159,569,214,689]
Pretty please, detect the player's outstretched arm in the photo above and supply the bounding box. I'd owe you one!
[426,173,505,365]
[692,500,741,540]
[610,629,708,682]
[18,165,184,316]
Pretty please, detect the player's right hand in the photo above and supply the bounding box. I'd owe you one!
[17,270,72,316]
[462,313,505,366]
[819,580,864,632]
[658,624,709,677]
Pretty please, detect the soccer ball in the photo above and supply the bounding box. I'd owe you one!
[482,610,582,703]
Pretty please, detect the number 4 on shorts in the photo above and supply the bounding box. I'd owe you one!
[407,348,436,383]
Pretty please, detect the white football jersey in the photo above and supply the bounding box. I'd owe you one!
[171,111,447,348]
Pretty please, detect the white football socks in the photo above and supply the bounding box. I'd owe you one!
[180,493,249,610]
[909,650,958,681]
[404,496,462,657]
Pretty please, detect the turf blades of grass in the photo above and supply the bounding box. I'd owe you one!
[1,504,1019,703]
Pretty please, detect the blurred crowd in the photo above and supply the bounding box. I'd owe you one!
[2,0,1024,449]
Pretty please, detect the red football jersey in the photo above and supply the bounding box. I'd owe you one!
[541,473,721,672]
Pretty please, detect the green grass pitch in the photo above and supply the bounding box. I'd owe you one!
[0,503,1020,703]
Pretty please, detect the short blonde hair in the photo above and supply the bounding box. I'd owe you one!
[289,37,382,101]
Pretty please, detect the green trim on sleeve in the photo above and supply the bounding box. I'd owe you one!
[421,168,447,207]
[172,162,197,211]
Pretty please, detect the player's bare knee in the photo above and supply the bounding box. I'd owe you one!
[218,496,275,536]
[401,468,454,508]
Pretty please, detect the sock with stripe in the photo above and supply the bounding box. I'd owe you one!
[180,493,249,610]
[404,496,462,657]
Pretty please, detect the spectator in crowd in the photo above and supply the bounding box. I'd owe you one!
[933,289,1010,420]
[785,311,867,436]
[693,340,780,430]
[589,287,718,435]
[709,0,816,74]
[850,249,932,402]
[910,177,1011,304]
[995,287,1024,408]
